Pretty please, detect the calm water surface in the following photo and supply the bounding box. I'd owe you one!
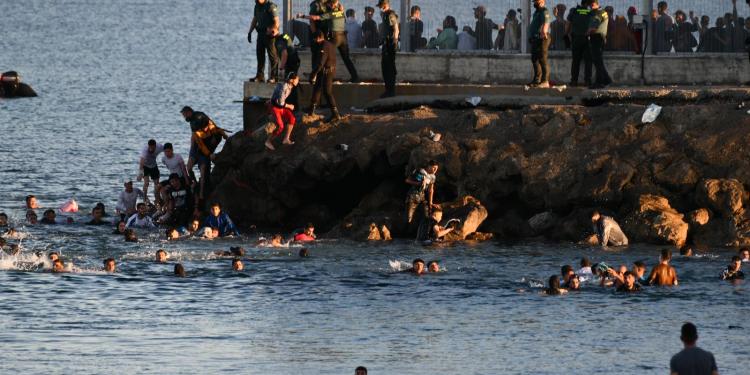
[2,1,749,374]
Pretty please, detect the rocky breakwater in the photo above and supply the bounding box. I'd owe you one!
[210,98,750,247]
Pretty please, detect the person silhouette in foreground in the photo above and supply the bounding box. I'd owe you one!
[669,322,718,375]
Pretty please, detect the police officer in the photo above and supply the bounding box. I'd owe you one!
[308,31,341,123]
[528,0,552,88]
[587,0,612,88]
[248,0,280,83]
[270,25,301,109]
[299,0,329,74]
[566,0,593,87]
[377,0,399,98]
[319,0,359,82]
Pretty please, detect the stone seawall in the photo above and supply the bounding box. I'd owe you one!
[212,92,750,247]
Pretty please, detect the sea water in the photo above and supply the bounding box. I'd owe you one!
[1,1,749,374]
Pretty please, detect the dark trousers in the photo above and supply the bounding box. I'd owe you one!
[530,37,551,83]
[570,35,592,85]
[311,68,337,109]
[332,31,359,80]
[381,40,397,95]
[590,34,612,86]
[256,34,279,80]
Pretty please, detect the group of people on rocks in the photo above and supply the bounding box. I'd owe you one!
[542,247,748,296]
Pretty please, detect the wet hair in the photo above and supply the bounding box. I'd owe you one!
[148,139,156,146]
[174,263,186,277]
[156,249,167,256]
[166,227,178,238]
[181,106,193,114]
[104,258,115,266]
[232,258,242,266]
[413,258,425,266]
[546,275,561,294]
[427,160,439,168]
[680,322,698,344]
[305,223,315,230]
[660,248,672,261]
[48,251,59,260]
[124,229,138,242]
[0,212,8,219]
[43,209,55,216]
[230,246,246,257]
[633,261,646,270]
[731,255,741,263]
[623,270,636,279]
[164,142,173,150]
[561,265,573,276]
[355,366,368,374]
[299,248,309,257]
[427,260,438,268]
[679,245,693,256]
[580,257,591,267]
[136,202,146,210]
[345,9,355,17]
[25,195,35,204]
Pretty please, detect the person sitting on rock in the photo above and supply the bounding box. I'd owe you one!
[720,255,744,281]
[204,202,239,237]
[405,160,439,226]
[417,208,454,244]
[294,223,316,242]
[591,211,628,246]
[265,72,300,151]
[647,248,679,286]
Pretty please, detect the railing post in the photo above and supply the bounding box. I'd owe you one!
[283,0,292,35]
[521,0,530,54]
[400,0,411,52]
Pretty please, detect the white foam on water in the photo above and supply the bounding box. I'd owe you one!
[389,260,411,272]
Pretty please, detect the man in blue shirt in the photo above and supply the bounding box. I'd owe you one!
[204,202,240,237]
[528,0,552,88]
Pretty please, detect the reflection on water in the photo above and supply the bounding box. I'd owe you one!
[1,0,749,374]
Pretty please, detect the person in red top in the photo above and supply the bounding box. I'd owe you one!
[294,223,316,242]
[266,73,300,150]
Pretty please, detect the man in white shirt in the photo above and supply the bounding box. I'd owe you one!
[345,9,363,48]
[116,180,144,220]
[137,139,164,204]
[126,202,156,229]
[161,143,189,184]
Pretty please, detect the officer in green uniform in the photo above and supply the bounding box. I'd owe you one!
[566,0,592,86]
[587,0,612,88]
[319,0,359,82]
[377,0,399,98]
[248,0,280,83]
[302,0,329,75]
[528,0,552,88]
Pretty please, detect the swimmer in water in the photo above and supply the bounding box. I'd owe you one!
[48,252,60,263]
[174,263,186,277]
[87,207,108,226]
[232,258,244,271]
[4,243,20,256]
[299,248,309,257]
[201,227,219,239]
[407,258,426,275]
[577,257,592,275]
[566,274,581,291]
[125,203,156,229]
[647,248,679,286]
[633,261,648,285]
[215,246,246,257]
[155,249,168,263]
[124,229,138,242]
[616,271,642,293]
[25,195,39,210]
[561,265,574,285]
[0,212,8,227]
[52,259,66,273]
[186,219,201,236]
[113,220,127,235]
[607,264,629,288]
[271,234,284,247]
[294,223,316,242]
[103,258,116,273]
[26,210,38,225]
[739,247,750,263]
[543,275,568,295]
[427,260,440,273]
[40,209,57,225]
[679,245,693,257]
[720,256,744,281]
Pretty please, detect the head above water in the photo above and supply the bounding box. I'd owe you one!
[412,258,425,273]
[680,322,698,346]
[232,258,244,271]
[156,249,168,263]
[174,263,186,277]
[660,248,672,262]
[580,257,591,268]
[104,258,116,273]
[136,202,147,217]
[730,256,742,271]
[427,261,439,272]
[52,259,65,273]
[166,227,180,240]
[548,275,560,290]
[26,195,38,209]
[116,220,127,233]
[124,229,138,242]
[0,212,7,225]
[26,210,38,224]
[739,247,750,260]
[299,248,310,257]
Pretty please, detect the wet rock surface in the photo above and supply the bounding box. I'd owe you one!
[211,102,750,246]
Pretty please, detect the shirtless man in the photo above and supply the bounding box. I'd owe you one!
[407,258,426,275]
[647,248,679,286]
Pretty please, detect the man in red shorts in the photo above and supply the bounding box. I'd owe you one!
[266,72,300,150]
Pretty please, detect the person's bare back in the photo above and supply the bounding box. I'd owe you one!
[648,263,678,286]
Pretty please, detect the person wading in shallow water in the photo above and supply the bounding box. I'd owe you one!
[647,248,679,286]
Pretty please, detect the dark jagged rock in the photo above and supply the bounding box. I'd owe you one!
[210,102,750,246]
